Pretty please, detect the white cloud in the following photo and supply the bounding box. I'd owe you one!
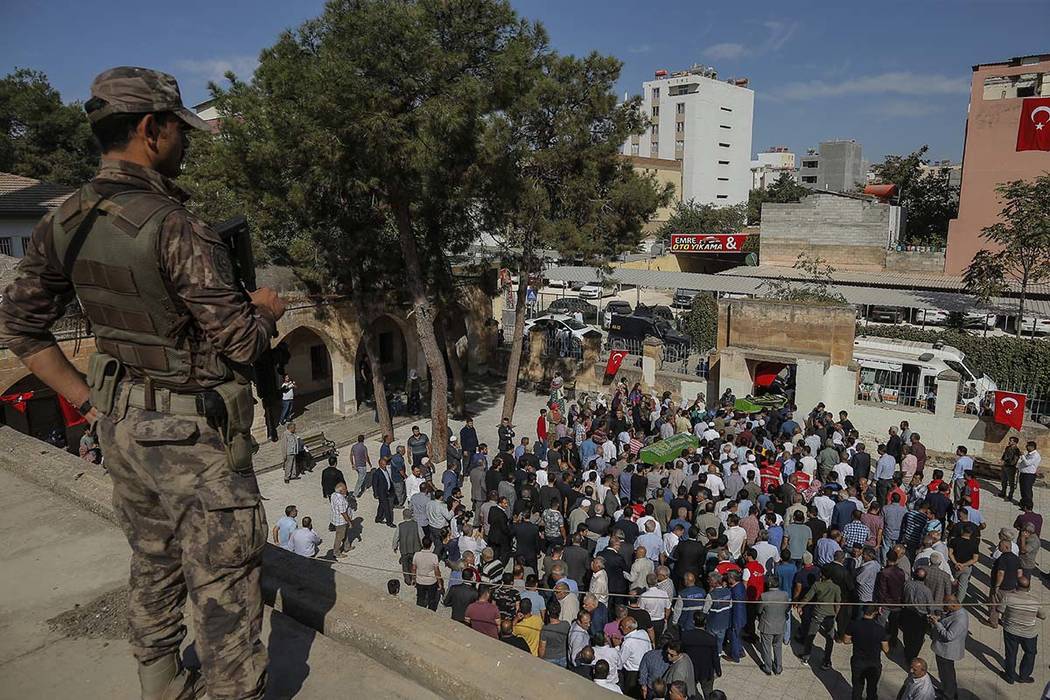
[704,43,747,60]
[874,100,944,118]
[762,20,799,52]
[174,55,258,84]
[774,72,971,101]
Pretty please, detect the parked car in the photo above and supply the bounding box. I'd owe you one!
[1012,316,1050,336]
[867,305,906,323]
[634,303,676,324]
[603,300,633,328]
[545,277,569,289]
[962,311,998,329]
[579,283,616,299]
[523,313,596,340]
[912,308,949,326]
[546,297,599,321]
[570,280,590,291]
[672,288,701,309]
[608,313,691,350]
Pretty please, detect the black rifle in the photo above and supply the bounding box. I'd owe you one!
[214,216,281,405]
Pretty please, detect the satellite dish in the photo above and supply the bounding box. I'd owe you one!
[744,252,758,266]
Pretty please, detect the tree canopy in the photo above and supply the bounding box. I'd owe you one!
[868,145,959,246]
[0,69,98,186]
[657,199,745,244]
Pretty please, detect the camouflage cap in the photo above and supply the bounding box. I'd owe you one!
[87,66,209,131]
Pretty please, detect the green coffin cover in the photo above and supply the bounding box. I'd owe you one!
[639,432,699,465]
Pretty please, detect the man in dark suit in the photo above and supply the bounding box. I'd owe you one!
[321,455,346,499]
[488,496,513,563]
[372,456,395,527]
[598,538,630,596]
[395,508,422,584]
[460,417,479,457]
[672,527,707,588]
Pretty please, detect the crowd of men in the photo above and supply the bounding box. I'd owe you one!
[271,378,1047,698]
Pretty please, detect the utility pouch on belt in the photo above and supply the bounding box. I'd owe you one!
[213,380,257,473]
[86,352,124,416]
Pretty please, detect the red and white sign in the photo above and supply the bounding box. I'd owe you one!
[605,350,629,376]
[669,233,748,254]
[993,390,1027,431]
[1016,97,1050,152]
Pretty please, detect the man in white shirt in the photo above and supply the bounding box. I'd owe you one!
[329,483,352,558]
[616,617,653,685]
[702,425,720,443]
[600,436,617,463]
[589,557,610,605]
[279,374,296,425]
[835,459,854,483]
[290,517,322,557]
[1018,442,1041,510]
[813,490,836,526]
[535,463,549,487]
[704,469,725,499]
[725,514,747,559]
[592,660,623,694]
[799,448,818,476]
[640,575,671,623]
[404,465,425,501]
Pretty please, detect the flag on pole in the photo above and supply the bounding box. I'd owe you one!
[605,349,629,375]
[993,390,1026,431]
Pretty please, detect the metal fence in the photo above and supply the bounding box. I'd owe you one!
[856,365,934,412]
[541,334,583,360]
[958,380,1050,426]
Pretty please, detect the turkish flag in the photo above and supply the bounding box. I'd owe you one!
[993,390,1026,430]
[0,391,34,413]
[57,395,87,428]
[1016,97,1050,152]
[605,349,629,375]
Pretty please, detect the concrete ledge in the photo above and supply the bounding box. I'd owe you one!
[0,427,612,698]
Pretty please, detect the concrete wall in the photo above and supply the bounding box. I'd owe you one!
[717,298,856,367]
[760,193,892,271]
[884,249,947,274]
[816,140,864,192]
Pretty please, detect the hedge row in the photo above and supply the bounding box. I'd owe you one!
[855,324,1050,390]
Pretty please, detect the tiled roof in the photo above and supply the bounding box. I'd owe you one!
[0,172,75,215]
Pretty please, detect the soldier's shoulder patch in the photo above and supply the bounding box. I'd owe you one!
[212,243,236,287]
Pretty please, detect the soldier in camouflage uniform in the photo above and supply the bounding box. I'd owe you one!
[0,67,286,699]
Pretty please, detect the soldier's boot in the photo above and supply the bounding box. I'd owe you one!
[138,653,208,700]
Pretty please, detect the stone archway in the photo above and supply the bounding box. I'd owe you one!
[274,323,350,425]
[354,314,410,411]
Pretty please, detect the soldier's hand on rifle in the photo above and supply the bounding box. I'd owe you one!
[250,287,287,321]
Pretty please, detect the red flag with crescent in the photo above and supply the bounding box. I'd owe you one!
[58,395,87,427]
[605,350,629,375]
[993,390,1026,431]
[1016,97,1050,152]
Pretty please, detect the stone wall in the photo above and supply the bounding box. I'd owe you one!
[884,249,946,274]
[761,193,891,271]
[717,298,856,367]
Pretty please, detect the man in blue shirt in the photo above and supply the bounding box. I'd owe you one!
[578,436,597,468]
[951,446,974,502]
[273,505,298,551]
[874,444,897,504]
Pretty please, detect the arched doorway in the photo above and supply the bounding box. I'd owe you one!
[355,315,409,411]
[0,373,83,452]
[278,326,335,422]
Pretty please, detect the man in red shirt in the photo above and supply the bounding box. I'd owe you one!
[791,469,811,493]
[742,547,766,639]
[536,408,548,444]
[963,471,980,510]
[464,586,500,638]
[760,462,782,493]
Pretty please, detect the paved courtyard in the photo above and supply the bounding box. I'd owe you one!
[257,382,1050,700]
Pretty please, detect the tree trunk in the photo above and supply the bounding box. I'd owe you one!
[364,331,393,438]
[1017,269,1029,338]
[349,269,393,438]
[393,200,448,463]
[500,236,532,422]
[442,318,467,419]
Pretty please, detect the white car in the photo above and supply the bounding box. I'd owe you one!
[578,284,615,299]
[962,311,998,329]
[545,278,569,289]
[1013,316,1050,336]
[523,314,595,340]
[912,308,949,325]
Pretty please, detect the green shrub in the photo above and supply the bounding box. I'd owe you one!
[682,294,718,351]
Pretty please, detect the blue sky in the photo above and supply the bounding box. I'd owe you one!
[3,0,1047,163]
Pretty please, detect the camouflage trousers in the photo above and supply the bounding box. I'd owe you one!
[98,402,268,700]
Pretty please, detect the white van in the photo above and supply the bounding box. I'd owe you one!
[853,336,997,413]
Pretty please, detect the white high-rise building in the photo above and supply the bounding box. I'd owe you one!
[623,65,754,207]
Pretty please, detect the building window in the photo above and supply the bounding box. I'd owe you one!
[651,142,659,154]
[21,237,31,255]
[631,143,640,156]
[717,177,729,182]
[676,102,685,114]
[309,344,330,381]
[802,160,818,168]
[675,122,685,133]
[652,87,660,100]
[718,160,730,165]
[802,175,818,183]
[719,124,731,129]
[720,106,732,112]
[0,238,11,256]
[716,194,728,199]
[652,106,659,117]
[675,139,684,149]
[718,142,730,148]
